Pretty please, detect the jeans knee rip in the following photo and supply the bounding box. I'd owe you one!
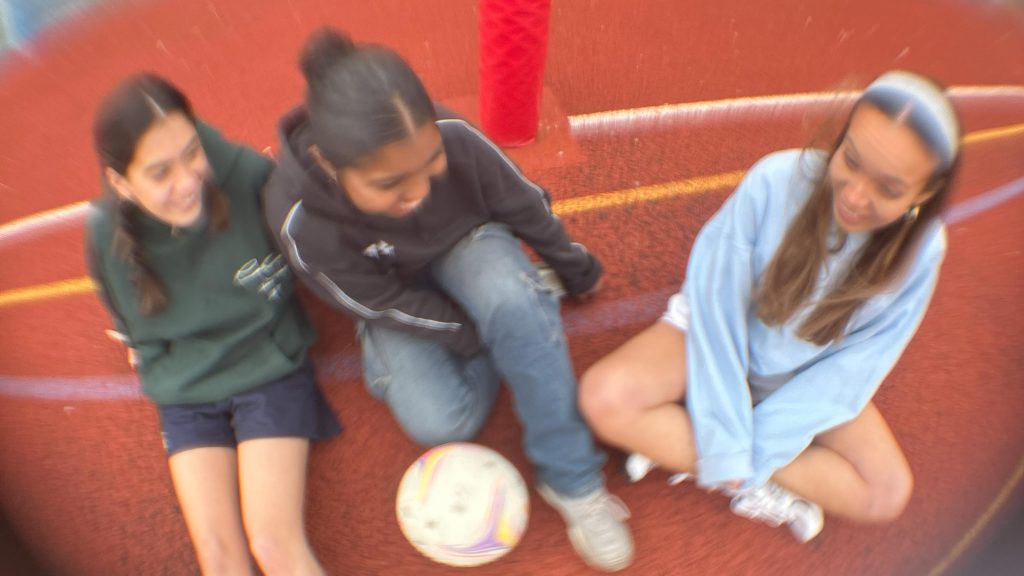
[519,271,564,343]
[359,329,393,398]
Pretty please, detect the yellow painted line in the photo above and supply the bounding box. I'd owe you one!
[552,171,745,215]
[0,171,744,309]
[1,120,1022,309]
[0,277,95,307]
[962,122,1024,145]
[550,120,1024,216]
[928,455,1024,576]
[1,120,1021,240]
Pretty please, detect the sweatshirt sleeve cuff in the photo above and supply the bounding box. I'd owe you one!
[696,451,753,488]
[448,322,482,357]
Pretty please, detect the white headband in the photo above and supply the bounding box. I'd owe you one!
[861,70,960,169]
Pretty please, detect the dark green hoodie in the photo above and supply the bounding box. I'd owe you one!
[86,122,315,405]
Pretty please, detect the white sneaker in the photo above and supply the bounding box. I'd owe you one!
[729,482,824,543]
[624,453,691,485]
[537,484,634,572]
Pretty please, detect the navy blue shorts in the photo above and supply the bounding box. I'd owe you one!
[156,362,342,456]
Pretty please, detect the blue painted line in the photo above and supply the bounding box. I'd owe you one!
[945,176,1024,225]
[316,350,362,382]
[2,175,1022,401]
[0,290,676,400]
[0,373,140,400]
[562,289,676,337]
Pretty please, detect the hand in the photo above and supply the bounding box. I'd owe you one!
[105,329,139,369]
[709,479,743,495]
[576,277,604,302]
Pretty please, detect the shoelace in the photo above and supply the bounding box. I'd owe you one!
[732,484,794,526]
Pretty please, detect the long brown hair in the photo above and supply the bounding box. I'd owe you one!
[755,94,959,345]
[93,74,229,316]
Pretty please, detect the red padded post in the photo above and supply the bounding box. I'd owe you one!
[479,0,551,147]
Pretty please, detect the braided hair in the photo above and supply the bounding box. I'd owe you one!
[93,73,228,315]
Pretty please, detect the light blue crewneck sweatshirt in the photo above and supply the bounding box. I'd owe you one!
[662,149,946,489]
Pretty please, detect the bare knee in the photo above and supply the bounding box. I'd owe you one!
[863,466,914,522]
[247,529,311,576]
[401,403,487,447]
[405,419,481,447]
[248,532,288,575]
[578,363,636,436]
[191,534,252,575]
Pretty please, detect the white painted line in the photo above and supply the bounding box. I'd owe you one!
[2,85,1023,249]
[0,201,89,248]
[569,85,1024,135]
[4,173,1024,399]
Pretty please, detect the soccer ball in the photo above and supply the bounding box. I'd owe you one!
[395,443,529,567]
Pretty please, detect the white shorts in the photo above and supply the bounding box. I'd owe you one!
[661,291,792,406]
[660,291,690,332]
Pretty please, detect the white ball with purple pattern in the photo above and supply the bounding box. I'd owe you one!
[395,443,529,567]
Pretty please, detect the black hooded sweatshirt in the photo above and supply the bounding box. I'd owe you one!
[262,107,602,357]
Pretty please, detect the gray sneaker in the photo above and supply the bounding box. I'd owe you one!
[729,482,824,543]
[537,484,634,572]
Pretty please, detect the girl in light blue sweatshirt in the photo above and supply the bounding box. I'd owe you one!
[578,70,960,542]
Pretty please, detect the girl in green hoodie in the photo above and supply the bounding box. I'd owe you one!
[87,73,340,576]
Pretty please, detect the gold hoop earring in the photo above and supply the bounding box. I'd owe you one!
[906,204,920,223]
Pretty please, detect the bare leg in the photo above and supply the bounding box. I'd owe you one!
[168,447,255,575]
[579,321,697,472]
[772,403,913,522]
[237,437,325,576]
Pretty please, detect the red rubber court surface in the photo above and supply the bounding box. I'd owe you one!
[0,1,1022,574]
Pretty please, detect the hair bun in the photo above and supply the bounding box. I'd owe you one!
[299,27,357,85]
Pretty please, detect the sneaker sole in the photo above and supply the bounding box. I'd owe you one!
[790,502,825,543]
[537,485,635,572]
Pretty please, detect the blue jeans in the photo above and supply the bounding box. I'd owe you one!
[359,223,605,496]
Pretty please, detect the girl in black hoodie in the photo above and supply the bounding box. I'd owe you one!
[263,28,633,572]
